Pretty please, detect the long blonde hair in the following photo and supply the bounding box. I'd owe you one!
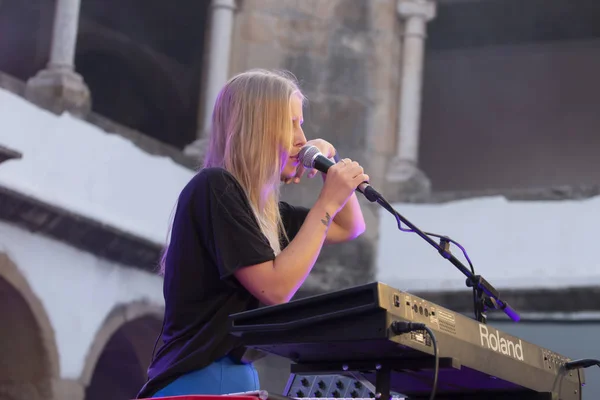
[159,69,305,275]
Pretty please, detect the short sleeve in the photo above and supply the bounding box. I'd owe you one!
[279,201,310,248]
[192,168,275,280]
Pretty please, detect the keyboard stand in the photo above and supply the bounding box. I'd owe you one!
[346,371,377,396]
[375,366,391,400]
[288,357,460,400]
[285,357,559,400]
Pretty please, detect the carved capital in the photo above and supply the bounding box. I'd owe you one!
[397,0,437,21]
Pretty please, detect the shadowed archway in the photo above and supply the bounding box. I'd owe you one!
[81,302,164,400]
[0,253,60,400]
[74,0,211,149]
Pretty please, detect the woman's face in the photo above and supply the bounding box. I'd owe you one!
[281,95,306,180]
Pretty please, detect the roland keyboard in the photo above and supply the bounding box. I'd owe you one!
[229,282,584,400]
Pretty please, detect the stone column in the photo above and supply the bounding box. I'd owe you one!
[386,0,436,201]
[52,378,85,400]
[25,0,91,117]
[184,0,237,159]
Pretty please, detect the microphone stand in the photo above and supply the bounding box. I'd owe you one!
[363,188,520,324]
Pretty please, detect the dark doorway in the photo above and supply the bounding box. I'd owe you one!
[0,276,54,400]
[76,0,211,149]
[85,316,163,400]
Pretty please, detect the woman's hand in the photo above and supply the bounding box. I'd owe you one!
[287,139,336,184]
[316,158,368,216]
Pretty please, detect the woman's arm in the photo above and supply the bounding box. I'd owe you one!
[323,177,366,244]
[234,201,333,305]
[290,140,367,244]
[325,194,366,244]
[235,159,368,305]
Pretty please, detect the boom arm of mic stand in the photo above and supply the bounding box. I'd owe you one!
[374,196,520,323]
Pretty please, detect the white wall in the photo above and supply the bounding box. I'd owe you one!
[0,220,164,380]
[377,195,600,292]
[0,88,195,245]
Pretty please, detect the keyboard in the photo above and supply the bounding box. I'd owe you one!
[230,282,584,400]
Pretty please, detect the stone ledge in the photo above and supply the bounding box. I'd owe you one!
[0,145,22,165]
[85,112,198,170]
[414,185,600,204]
[0,71,26,96]
[415,286,600,315]
[0,185,162,271]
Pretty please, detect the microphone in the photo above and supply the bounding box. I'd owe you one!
[298,145,382,203]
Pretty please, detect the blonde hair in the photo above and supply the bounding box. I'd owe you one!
[159,69,305,275]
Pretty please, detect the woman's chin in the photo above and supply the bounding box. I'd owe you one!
[280,173,294,182]
[281,166,296,180]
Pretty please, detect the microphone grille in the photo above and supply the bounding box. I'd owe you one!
[298,145,321,168]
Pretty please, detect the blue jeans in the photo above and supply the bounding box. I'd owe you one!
[152,356,260,397]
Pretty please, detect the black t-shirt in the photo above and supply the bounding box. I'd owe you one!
[137,167,309,398]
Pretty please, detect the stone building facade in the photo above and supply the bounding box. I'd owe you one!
[9,0,434,295]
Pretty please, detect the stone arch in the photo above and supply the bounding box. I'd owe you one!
[0,253,60,400]
[80,301,164,400]
[75,24,194,148]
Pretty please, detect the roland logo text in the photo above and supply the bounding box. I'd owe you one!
[479,324,524,361]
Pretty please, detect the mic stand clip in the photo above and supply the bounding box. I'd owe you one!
[466,275,502,325]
